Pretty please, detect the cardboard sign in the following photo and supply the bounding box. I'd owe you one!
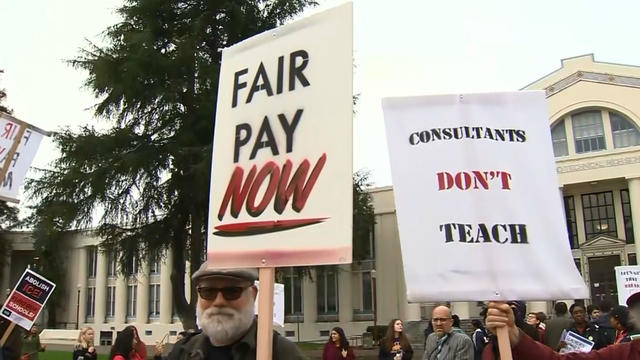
[382,91,589,301]
[615,266,640,305]
[559,330,594,354]
[207,3,353,268]
[1,269,56,330]
[0,113,47,203]
[254,281,285,327]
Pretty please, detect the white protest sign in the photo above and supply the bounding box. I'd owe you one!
[0,113,47,203]
[254,281,285,327]
[615,266,640,305]
[382,91,589,301]
[207,3,353,268]
[559,330,594,354]
[1,268,56,330]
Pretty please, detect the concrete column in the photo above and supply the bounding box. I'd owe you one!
[628,177,640,258]
[527,301,548,315]
[450,302,471,319]
[1,247,11,303]
[338,265,353,323]
[159,250,173,324]
[115,273,127,324]
[404,304,421,322]
[77,248,88,326]
[94,251,108,324]
[302,270,317,332]
[136,262,150,324]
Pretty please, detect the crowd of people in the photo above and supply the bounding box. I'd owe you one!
[3,262,640,360]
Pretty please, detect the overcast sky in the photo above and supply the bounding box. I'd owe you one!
[2,0,640,202]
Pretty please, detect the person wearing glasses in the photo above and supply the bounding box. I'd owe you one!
[166,262,304,360]
[424,305,473,360]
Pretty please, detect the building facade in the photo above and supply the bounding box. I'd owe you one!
[2,54,640,344]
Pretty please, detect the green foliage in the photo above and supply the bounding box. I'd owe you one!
[25,0,317,329]
[353,170,375,260]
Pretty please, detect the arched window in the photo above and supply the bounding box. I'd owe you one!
[572,111,606,153]
[610,111,640,148]
[551,120,568,157]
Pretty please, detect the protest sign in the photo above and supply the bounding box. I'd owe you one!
[615,265,640,305]
[382,91,589,302]
[0,113,48,203]
[254,281,285,327]
[559,330,594,354]
[1,268,56,330]
[207,3,353,269]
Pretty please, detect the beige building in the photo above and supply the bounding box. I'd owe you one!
[2,54,640,344]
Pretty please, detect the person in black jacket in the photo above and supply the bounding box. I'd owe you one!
[72,327,97,360]
[0,319,22,360]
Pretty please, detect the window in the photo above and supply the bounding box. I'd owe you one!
[86,287,95,320]
[316,267,338,319]
[361,271,373,313]
[564,196,578,249]
[581,191,617,240]
[87,246,97,278]
[621,189,635,244]
[629,253,637,266]
[107,252,118,278]
[127,285,137,318]
[106,286,116,318]
[126,257,139,276]
[610,112,640,148]
[551,120,568,157]
[572,111,606,153]
[149,284,161,318]
[149,252,160,275]
[284,268,303,322]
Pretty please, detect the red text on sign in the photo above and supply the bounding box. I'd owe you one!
[437,170,513,191]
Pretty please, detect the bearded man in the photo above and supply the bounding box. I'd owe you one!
[167,262,304,360]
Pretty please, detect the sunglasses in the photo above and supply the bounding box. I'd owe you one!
[197,285,251,301]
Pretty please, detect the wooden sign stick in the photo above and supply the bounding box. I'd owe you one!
[0,322,16,346]
[256,267,275,360]
[497,327,513,360]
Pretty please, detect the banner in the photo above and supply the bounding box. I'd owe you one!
[207,3,353,268]
[615,266,640,305]
[1,268,56,330]
[0,113,47,203]
[382,91,589,301]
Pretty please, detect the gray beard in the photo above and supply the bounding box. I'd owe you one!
[196,304,255,346]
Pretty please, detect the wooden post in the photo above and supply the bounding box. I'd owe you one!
[497,327,513,360]
[256,267,275,360]
[0,322,16,346]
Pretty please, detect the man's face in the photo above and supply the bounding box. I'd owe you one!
[527,314,538,326]
[591,310,601,319]
[196,276,257,346]
[572,307,586,324]
[432,306,453,336]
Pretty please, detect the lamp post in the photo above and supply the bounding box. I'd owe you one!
[371,269,377,342]
[76,284,81,329]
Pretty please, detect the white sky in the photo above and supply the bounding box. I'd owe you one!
[2,0,640,201]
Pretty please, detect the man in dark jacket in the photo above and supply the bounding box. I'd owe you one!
[544,302,573,350]
[166,262,305,360]
[564,304,608,350]
[0,318,22,360]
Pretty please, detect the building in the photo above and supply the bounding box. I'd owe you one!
[2,54,640,344]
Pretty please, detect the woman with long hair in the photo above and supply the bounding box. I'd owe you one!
[378,319,413,360]
[73,327,97,360]
[109,326,147,360]
[322,327,355,360]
